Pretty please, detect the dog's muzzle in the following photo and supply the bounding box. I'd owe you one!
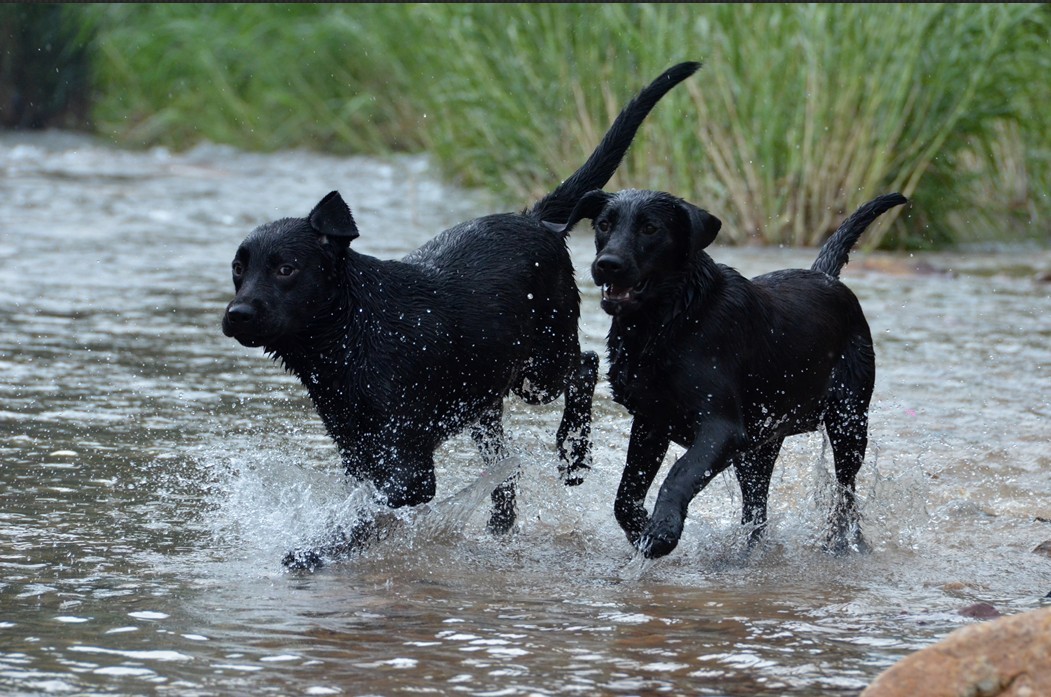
[593,255,647,315]
[222,302,267,346]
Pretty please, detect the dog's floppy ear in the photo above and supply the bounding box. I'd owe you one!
[309,191,359,247]
[542,189,612,235]
[680,201,721,253]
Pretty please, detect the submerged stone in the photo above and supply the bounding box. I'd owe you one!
[957,602,1001,619]
[1031,539,1051,559]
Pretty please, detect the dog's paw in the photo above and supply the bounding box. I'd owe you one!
[557,430,592,487]
[823,532,871,556]
[282,522,376,571]
[282,547,325,572]
[823,519,870,556]
[824,504,869,555]
[637,515,684,559]
[744,521,769,550]
[616,504,649,547]
[558,462,591,487]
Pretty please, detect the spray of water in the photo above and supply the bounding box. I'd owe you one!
[416,455,524,540]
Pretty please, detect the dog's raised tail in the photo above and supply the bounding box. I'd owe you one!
[811,193,908,278]
[529,61,701,225]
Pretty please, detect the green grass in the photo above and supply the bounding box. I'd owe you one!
[674,4,1051,247]
[70,4,1051,248]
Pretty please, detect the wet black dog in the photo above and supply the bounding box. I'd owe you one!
[548,190,907,558]
[222,62,700,569]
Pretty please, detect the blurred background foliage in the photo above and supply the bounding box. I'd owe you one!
[2,3,1048,248]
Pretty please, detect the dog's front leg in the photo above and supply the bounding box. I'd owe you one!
[282,512,385,572]
[640,417,744,559]
[614,416,670,546]
[470,400,518,535]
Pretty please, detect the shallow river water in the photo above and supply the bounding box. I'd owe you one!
[1,132,1049,696]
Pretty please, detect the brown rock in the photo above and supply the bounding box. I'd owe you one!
[958,602,1002,619]
[862,607,1051,697]
[1032,540,1051,559]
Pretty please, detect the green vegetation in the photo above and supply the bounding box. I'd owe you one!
[0,4,93,129]
[12,4,1051,248]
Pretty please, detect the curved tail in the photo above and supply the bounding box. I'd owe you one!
[811,193,908,278]
[529,61,701,224]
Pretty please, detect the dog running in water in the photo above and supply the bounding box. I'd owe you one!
[549,189,907,558]
[222,63,701,569]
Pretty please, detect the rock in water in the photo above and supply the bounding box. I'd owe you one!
[1031,539,1051,559]
[958,602,1001,619]
[861,607,1051,697]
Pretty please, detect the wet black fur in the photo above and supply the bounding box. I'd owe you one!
[221,62,701,570]
[551,190,907,559]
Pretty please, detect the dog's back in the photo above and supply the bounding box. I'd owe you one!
[739,268,874,435]
[401,214,577,395]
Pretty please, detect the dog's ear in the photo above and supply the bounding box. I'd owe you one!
[680,201,721,253]
[542,190,611,235]
[309,191,359,248]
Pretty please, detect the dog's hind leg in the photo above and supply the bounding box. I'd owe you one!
[823,335,875,554]
[557,350,599,486]
[823,403,871,555]
[732,438,783,548]
[471,399,518,535]
[512,299,597,486]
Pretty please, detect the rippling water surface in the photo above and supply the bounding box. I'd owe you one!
[1,133,1048,696]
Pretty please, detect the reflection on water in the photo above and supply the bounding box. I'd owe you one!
[1,132,1049,695]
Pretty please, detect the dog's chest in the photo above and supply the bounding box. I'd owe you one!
[607,341,675,415]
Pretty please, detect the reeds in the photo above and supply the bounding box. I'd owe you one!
[675,4,1049,246]
[80,4,1048,248]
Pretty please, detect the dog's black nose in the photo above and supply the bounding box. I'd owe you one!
[225,302,256,324]
[594,254,625,276]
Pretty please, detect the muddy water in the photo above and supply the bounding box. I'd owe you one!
[1,132,1048,696]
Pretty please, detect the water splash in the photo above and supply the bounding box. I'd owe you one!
[416,455,523,540]
[619,549,658,581]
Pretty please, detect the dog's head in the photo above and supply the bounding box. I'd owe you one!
[222,191,359,349]
[547,189,721,316]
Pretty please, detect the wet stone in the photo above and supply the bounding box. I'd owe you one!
[862,607,1051,697]
[1031,540,1051,559]
[957,602,1001,619]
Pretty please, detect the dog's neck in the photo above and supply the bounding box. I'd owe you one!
[268,251,400,400]
[267,251,445,443]
[608,253,722,364]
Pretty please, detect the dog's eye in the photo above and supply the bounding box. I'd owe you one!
[276,264,297,277]
[231,261,244,277]
[596,220,611,233]
[640,224,658,236]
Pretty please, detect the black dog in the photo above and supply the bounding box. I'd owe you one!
[548,190,907,559]
[222,63,700,569]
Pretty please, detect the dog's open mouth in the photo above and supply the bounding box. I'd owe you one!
[601,279,647,313]
[602,279,647,301]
